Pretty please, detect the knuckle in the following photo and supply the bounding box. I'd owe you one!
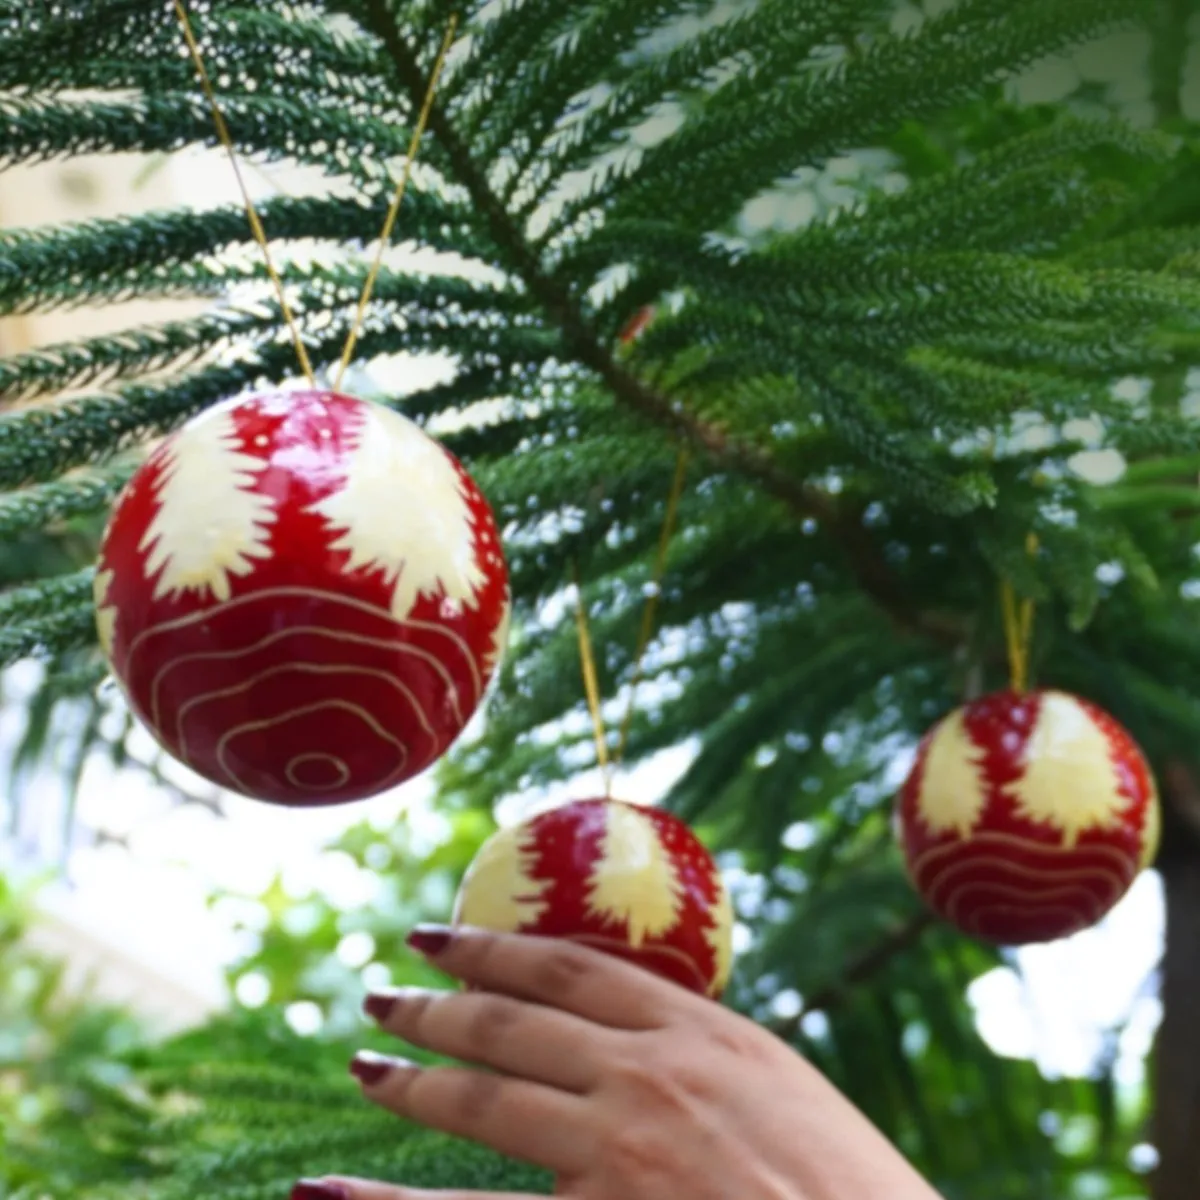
[390,988,435,1034]
[450,1069,504,1124]
[463,993,524,1054]
[530,942,595,998]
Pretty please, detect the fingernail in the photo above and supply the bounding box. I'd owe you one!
[406,924,453,958]
[349,1051,392,1086]
[363,991,397,1024]
[291,1182,348,1200]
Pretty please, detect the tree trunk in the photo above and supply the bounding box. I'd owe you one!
[1152,764,1200,1200]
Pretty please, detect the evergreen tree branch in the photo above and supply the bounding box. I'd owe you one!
[359,0,965,646]
[768,912,937,1042]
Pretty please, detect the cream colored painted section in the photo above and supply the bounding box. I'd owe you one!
[453,821,552,931]
[1138,781,1162,871]
[1006,691,1130,848]
[704,875,734,996]
[140,406,277,602]
[93,566,117,656]
[583,803,683,948]
[484,593,511,675]
[308,403,486,620]
[915,708,990,838]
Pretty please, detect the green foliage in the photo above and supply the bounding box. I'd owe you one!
[0,875,145,1195]
[1,0,1198,1196]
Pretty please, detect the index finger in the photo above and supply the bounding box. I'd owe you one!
[406,924,700,1030]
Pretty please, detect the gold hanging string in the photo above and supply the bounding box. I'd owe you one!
[572,560,612,794]
[173,0,315,387]
[570,446,691,795]
[615,447,689,765]
[1000,532,1039,693]
[333,15,458,392]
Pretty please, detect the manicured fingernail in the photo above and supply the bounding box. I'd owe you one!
[363,992,397,1024]
[290,1182,348,1200]
[350,1051,392,1086]
[406,925,453,957]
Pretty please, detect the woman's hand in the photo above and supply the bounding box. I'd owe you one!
[292,924,942,1200]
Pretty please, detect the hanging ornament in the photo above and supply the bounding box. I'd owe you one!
[453,797,734,998]
[895,688,1160,945]
[94,389,511,807]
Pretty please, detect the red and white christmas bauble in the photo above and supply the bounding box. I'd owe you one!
[453,797,734,998]
[895,688,1159,945]
[94,389,510,806]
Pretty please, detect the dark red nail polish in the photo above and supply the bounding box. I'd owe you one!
[406,925,452,957]
[290,1182,348,1200]
[350,1053,391,1086]
[363,992,396,1024]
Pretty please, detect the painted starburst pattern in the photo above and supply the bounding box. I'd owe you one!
[309,404,487,621]
[139,405,277,603]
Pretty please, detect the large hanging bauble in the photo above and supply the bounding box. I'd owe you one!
[94,389,511,807]
[453,797,734,998]
[895,688,1159,945]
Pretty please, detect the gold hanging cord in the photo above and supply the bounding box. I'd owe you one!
[173,1,456,390]
[334,16,458,390]
[573,447,690,795]
[176,0,686,791]
[999,532,1039,693]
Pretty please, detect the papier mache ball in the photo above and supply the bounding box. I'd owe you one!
[895,688,1160,946]
[452,797,734,998]
[94,389,511,806]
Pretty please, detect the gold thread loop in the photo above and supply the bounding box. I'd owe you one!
[1000,532,1039,693]
[572,561,612,794]
[333,16,458,392]
[173,0,315,387]
[615,448,689,765]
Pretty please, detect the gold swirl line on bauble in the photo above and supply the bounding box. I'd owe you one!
[920,854,1129,915]
[124,586,485,705]
[942,880,1110,930]
[560,932,710,994]
[966,902,1082,940]
[173,659,436,762]
[213,698,410,796]
[146,622,464,734]
[285,754,351,793]
[909,829,1136,878]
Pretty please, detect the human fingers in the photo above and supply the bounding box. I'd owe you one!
[292,1179,548,1200]
[406,925,701,1030]
[364,986,606,1093]
[349,1051,593,1174]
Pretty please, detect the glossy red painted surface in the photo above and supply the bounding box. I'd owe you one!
[452,797,734,998]
[94,389,510,806]
[895,689,1159,945]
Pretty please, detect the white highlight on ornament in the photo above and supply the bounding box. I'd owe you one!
[454,822,552,931]
[93,566,117,656]
[915,708,990,838]
[1005,691,1128,847]
[584,804,684,948]
[308,403,486,622]
[139,407,277,603]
